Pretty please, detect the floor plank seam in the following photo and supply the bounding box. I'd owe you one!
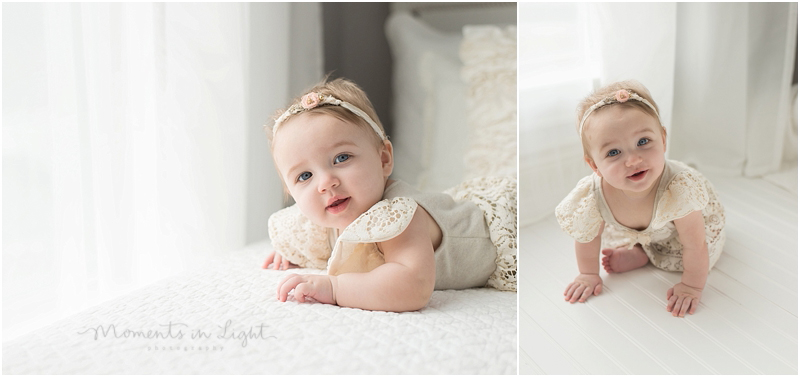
[610,278,721,374]
[520,310,591,375]
[519,348,546,374]
[711,262,798,316]
[656,270,798,342]
[585,296,677,374]
[634,275,765,374]
[527,266,632,374]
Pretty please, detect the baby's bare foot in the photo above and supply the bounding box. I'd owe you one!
[601,246,649,273]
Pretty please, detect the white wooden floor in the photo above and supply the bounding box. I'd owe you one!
[519,174,798,374]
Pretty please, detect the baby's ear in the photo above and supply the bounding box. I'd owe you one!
[380,140,394,177]
[584,156,601,177]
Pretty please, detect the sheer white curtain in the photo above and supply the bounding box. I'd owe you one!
[3,3,322,341]
[594,3,797,177]
[670,3,797,177]
[518,2,598,226]
[520,2,797,225]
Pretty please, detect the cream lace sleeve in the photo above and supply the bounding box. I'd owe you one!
[555,175,603,243]
[267,204,331,269]
[652,169,709,228]
[327,197,418,276]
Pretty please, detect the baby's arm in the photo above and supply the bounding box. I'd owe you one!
[565,223,604,303]
[668,210,708,317]
[277,208,436,312]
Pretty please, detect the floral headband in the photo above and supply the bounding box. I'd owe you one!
[271,92,386,141]
[578,89,662,136]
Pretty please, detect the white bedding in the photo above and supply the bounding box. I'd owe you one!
[3,241,517,374]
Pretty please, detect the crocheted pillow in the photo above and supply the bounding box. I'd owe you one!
[460,24,517,179]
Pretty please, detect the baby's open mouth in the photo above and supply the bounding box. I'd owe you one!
[326,197,350,214]
[628,170,648,181]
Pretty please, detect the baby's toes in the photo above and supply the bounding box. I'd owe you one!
[601,259,612,273]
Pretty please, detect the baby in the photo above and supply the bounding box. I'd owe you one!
[262,78,516,312]
[555,80,725,317]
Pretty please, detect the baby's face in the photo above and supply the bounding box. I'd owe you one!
[272,113,392,231]
[584,106,666,196]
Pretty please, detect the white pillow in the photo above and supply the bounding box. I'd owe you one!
[385,12,462,189]
[418,51,469,192]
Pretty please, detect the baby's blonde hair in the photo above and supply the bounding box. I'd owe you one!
[267,77,386,151]
[576,80,666,159]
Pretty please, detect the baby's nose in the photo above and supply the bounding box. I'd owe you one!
[626,153,643,166]
[317,173,339,192]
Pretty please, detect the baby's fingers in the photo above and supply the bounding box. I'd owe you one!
[578,286,593,302]
[666,294,678,312]
[670,297,681,316]
[276,273,296,296]
[272,254,284,270]
[593,283,602,296]
[688,298,700,315]
[678,296,692,317]
[293,283,311,303]
[276,274,302,302]
[564,282,577,298]
[568,285,586,303]
[671,296,690,317]
[293,282,323,303]
[262,252,276,269]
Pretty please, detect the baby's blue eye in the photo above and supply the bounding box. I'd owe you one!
[297,172,312,182]
[607,149,620,157]
[334,154,350,164]
[638,138,650,146]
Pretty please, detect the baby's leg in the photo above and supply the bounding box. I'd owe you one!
[601,245,649,273]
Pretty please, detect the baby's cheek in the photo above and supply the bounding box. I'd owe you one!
[293,195,318,220]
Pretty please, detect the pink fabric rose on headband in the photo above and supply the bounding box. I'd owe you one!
[301,92,321,109]
[615,90,631,103]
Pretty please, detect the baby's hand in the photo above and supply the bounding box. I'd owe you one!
[276,273,336,305]
[262,251,299,270]
[666,282,703,317]
[564,274,603,303]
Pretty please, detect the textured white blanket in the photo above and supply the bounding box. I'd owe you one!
[3,241,517,374]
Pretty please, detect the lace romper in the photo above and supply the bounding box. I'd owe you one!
[268,176,517,291]
[555,160,725,272]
